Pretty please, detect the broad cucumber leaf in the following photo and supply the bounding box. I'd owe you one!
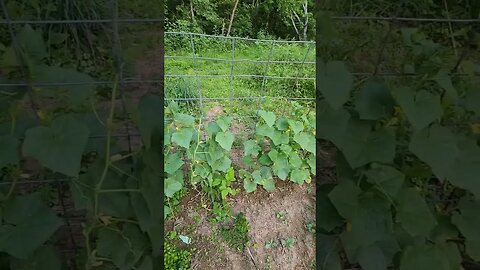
[71,160,134,218]
[434,68,458,103]
[451,198,480,261]
[240,170,257,193]
[171,128,194,148]
[392,87,442,131]
[256,124,275,138]
[290,169,309,184]
[317,185,343,231]
[409,124,458,180]
[318,234,342,270]
[165,172,183,198]
[357,245,387,270]
[0,134,19,168]
[9,245,61,270]
[354,78,395,120]
[257,110,276,127]
[328,181,361,219]
[317,100,350,147]
[365,164,404,198]
[174,113,195,127]
[215,131,234,151]
[396,188,437,237]
[275,118,289,130]
[0,193,63,259]
[22,115,89,177]
[272,153,291,180]
[30,65,97,106]
[271,130,289,146]
[287,119,304,134]
[445,138,480,198]
[400,242,461,270]
[216,116,232,131]
[135,95,162,149]
[317,60,353,109]
[164,152,184,174]
[97,224,149,270]
[16,25,47,63]
[341,120,396,168]
[293,132,315,153]
[243,140,261,157]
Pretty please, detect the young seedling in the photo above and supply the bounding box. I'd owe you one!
[275,211,287,224]
[265,239,279,249]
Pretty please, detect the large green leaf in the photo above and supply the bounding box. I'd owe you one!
[400,242,460,270]
[71,160,134,218]
[357,245,387,270]
[257,110,276,127]
[354,79,395,120]
[30,65,97,106]
[318,234,342,270]
[341,120,396,168]
[135,95,162,149]
[396,188,437,237]
[451,198,480,261]
[165,171,184,198]
[318,185,343,231]
[349,192,394,247]
[445,138,480,198]
[174,113,195,127]
[290,168,309,184]
[0,135,19,169]
[243,140,261,157]
[317,60,353,109]
[97,224,149,270]
[216,116,232,131]
[318,100,350,147]
[16,25,47,63]
[409,124,458,180]
[392,87,442,131]
[365,164,405,198]
[9,245,61,270]
[293,132,315,153]
[287,119,304,134]
[164,152,184,174]
[22,115,89,176]
[434,68,458,103]
[271,153,291,180]
[0,193,63,259]
[465,81,480,115]
[171,128,194,149]
[328,180,361,219]
[215,131,234,151]
[271,130,289,146]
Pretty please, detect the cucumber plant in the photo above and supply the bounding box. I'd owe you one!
[241,102,316,193]
[317,14,480,270]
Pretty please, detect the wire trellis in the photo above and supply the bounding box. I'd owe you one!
[163,31,316,122]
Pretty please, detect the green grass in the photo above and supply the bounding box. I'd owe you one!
[165,35,315,117]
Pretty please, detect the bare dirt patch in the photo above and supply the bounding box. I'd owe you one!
[169,179,316,270]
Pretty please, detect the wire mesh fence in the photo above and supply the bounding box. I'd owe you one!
[165,32,315,118]
[0,0,163,268]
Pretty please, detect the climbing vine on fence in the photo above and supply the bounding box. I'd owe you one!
[317,21,480,269]
[0,24,164,269]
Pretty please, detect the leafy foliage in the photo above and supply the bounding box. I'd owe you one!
[317,15,480,270]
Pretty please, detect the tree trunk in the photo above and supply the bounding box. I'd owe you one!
[227,0,240,36]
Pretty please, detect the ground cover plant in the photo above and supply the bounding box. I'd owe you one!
[317,1,480,269]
